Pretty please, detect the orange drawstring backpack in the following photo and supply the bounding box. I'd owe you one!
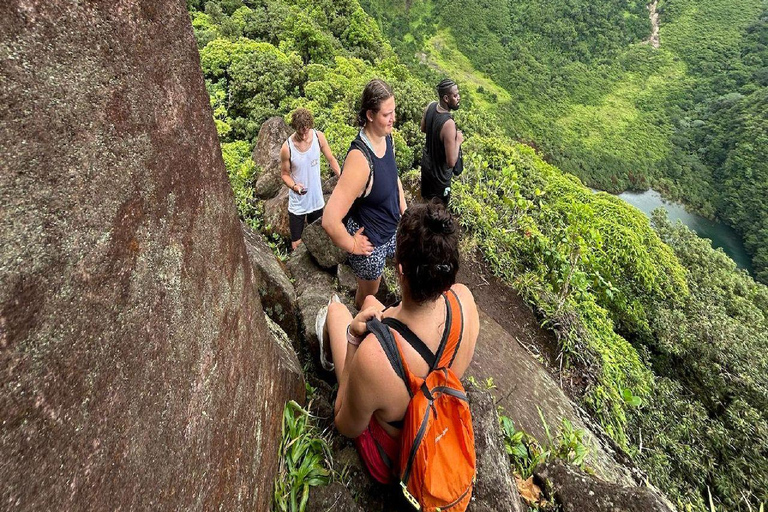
[367,289,476,511]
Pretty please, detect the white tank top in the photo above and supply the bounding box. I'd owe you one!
[286,130,324,215]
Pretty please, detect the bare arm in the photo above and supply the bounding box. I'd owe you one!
[334,340,380,438]
[333,305,384,437]
[397,177,407,215]
[317,131,341,177]
[420,104,429,133]
[441,119,464,168]
[322,149,374,255]
[279,142,302,192]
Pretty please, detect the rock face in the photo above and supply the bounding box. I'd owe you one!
[535,461,674,512]
[468,311,637,486]
[253,116,292,199]
[0,2,304,511]
[303,217,348,269]
[242,222,298,340]
[286,245,337,359]
[467,385,525,512]
[263,187,291,240]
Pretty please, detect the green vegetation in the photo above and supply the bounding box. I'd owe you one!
[273,400,332,512]
[189,0,768,509]
[500,412,591,480]
[451,131,768,509]
[364,0,768,283]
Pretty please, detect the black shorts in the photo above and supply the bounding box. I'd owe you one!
[288,208,323,242]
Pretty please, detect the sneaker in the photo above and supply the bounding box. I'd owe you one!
[316,294,340,371]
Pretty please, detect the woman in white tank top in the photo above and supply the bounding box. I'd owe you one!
[279,108,341,250]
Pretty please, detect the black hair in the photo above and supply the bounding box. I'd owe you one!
[437,78,457,100]
[396,199,459,303]
[357,79,394,127]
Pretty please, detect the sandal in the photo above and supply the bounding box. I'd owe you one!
[315,294,340,371]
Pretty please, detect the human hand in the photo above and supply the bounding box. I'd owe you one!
[294,181,307,195]
[456,130,464,145]
[350,305,383,337]
[350,227,374,256]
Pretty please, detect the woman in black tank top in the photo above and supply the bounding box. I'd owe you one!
[322,79,407,309]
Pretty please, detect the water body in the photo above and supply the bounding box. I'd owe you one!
[616,189,754,274]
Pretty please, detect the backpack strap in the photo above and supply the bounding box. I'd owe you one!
[348,135,374,197]
[367,318,414,397]
[382,317,437,369]
[437,288,465,368]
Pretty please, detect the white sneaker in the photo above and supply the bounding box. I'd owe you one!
[316,294,340,371]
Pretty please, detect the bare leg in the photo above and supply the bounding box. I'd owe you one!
[291,239,302,251]
[355,277,381,310]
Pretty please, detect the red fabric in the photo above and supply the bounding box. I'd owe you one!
[355,418,400,484]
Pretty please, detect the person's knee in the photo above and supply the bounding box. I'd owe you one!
[328,301,348,319]
[361,294,381,310]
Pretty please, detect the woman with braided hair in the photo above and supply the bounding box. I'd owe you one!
[315,199,480,484]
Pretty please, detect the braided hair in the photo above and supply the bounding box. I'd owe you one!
[437,78,457,100]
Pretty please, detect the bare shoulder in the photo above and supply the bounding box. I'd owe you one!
[351,333,396,388]
[317,130,327,144]
[451,283,476,306]
[343,148,370,175]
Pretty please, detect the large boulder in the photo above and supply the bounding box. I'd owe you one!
[286,245,337,360]
[0,2,304,510]
[242,222,298,340]
[467,311,637,486]
[263,187,290,240]
[467,385,526,512]
[253,116,292,199]
[303,217,348,269]
[535,461,675,512]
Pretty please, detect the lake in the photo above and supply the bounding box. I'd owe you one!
[615,189,753,274]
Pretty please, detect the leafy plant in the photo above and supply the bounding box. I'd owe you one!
[273,400,332,512]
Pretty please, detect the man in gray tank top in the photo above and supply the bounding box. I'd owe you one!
[280,108,341,250]
[420,78,464,205]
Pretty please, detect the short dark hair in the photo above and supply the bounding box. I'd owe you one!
[290,108,314,132]
[357,79,394,127]
[437,78,457,99]
[396,199,459,303]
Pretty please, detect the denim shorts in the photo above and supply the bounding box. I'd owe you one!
[346,217,396,281]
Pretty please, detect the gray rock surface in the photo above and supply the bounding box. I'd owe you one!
[306,482,364,512]
[467,311,637,486]
[467,385,525,512]
[535,461,674,512]
[264,187,290,240]
[337,264,358,298]
[322,174,339,194]
[242,221,298,340]
[253,116,292,199]
[0,3,304,510]
[303,218,348,269]
[287,245,337,360]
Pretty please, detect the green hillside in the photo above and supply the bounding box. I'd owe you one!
[188,0,768,509]
[363,0,768,284]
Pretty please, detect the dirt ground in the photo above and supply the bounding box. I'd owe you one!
[457,250,588,401]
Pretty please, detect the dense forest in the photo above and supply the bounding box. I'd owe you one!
[187,0,768,509]
[362,0,768,284]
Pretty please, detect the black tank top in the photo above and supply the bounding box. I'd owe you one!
[422,102,454,197]
[346,134,401,246]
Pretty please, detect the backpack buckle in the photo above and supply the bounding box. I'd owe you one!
[400,481,421,510]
